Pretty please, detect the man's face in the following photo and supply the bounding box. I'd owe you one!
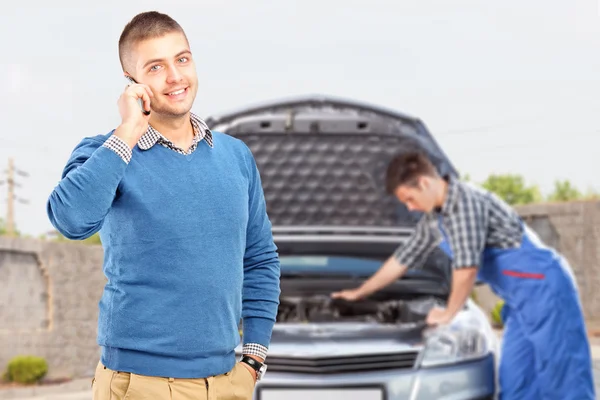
[127,31,198,118]
[393,177,437,213]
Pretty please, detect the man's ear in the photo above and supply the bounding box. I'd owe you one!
[416,175,429,191]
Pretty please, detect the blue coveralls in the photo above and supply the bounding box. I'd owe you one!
[437,219,596,400]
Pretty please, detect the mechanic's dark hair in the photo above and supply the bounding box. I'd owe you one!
[385,151,439,194]
[118,11,188,71]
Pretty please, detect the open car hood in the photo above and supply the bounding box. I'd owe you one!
[206,95,456,288]
[206,94,458,231]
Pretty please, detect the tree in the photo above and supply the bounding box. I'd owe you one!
[45,231,102,245]
[0,218,20,237]
[547,180,582,202]
[583,189,600,200]
[481,174,542,205]
[81,232,102,245]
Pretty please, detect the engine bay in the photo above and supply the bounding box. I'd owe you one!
[276,294,445,324]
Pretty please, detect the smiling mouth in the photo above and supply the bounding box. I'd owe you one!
[167,87,187,96]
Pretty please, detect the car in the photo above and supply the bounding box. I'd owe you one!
[205,95,500,400]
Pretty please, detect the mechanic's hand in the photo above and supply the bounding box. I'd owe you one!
[114,82,154,148]
[426,307,452,326]
[330,288,362,301]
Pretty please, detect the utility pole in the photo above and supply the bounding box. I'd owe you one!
[0,158,29,237]
[7,158,14,236]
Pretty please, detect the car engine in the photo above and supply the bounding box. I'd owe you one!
[276,295,444,324]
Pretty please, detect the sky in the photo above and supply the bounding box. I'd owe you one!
[1,0,599,236]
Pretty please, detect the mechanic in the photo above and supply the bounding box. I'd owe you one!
[332,151,595,399]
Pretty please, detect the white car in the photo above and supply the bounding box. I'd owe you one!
[206,95,500,400]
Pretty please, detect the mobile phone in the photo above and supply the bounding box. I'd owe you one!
[125,76,151,116]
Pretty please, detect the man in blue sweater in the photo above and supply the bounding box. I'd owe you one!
[47,11,281,400]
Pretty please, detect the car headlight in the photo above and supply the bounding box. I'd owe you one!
[418,305,496,368]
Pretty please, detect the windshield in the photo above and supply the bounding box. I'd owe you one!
[279,255,443,282]
[280,255,382,275]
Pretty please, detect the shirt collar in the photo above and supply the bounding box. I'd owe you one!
[137,112,213,151]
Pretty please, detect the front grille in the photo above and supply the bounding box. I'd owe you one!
[266,352,419,374]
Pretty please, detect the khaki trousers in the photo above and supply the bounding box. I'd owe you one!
[91,361,256,400]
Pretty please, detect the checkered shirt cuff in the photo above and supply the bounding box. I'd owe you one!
[242,343,268,360]
[103,135,133,164]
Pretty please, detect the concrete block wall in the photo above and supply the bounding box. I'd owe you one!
[473,200,600,321]
[1,199,600,379]
[516,200,600,321]
[0,237,105,380]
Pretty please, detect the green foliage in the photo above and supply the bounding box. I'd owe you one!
[547,179,581,202]
[490,300,505,328]
[481,174,542,205]
[79,232,102,245]
[0,218,20,237]
[5,356,48,384]
[477,174,597,205]
[45,231,102,245]
[584,190,600,200]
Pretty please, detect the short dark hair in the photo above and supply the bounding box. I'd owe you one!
[385,151,438,194]
[118,11,188,71]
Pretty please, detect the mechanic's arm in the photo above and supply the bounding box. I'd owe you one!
[444,267,479,319]
[350,256,407,299]
[333,215,436,300]
[240,146,281,364]
[47,131,133,240]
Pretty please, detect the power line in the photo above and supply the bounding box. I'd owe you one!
[437,116,547,136]
[1,137,67,153]
[435,112,599,137]
[0,158,29,236]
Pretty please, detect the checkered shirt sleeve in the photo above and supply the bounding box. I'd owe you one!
[102,135,133,164]
[243,343,268,360]
[443,190,488,269]
[393,214,439,269]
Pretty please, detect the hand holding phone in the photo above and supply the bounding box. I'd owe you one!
[126,76,151,115]
[114,76,154,148]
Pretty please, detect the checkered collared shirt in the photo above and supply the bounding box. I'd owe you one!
[393,177,523,270]
[102,112,214,163]
[102,113,269,361]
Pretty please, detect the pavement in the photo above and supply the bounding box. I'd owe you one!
[0,391,92,400]
[4,336,600,399]
[0,379,91,400]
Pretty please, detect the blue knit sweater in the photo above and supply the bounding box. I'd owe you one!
[47,131,281,378]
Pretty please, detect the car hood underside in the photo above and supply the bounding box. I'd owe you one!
[206,95,458,231]
[207,95,456,287]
